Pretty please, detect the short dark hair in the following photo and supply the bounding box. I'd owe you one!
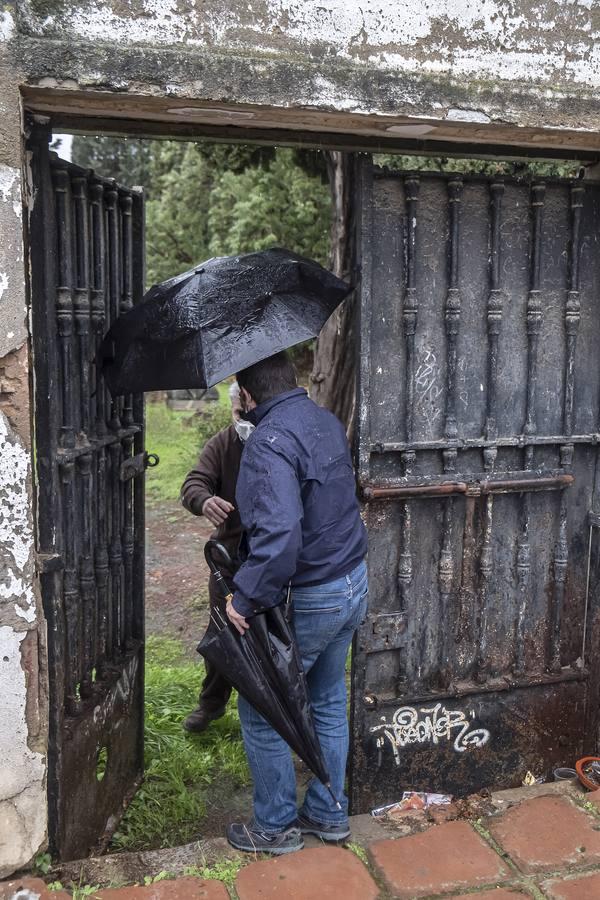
[237,351,297,405]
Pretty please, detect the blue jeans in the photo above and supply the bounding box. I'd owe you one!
[238,560,368,832]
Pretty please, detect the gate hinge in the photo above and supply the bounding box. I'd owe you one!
[120,451,160,481]
[36,552,63,573]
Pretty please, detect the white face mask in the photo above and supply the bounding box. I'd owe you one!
[234,418,255,442]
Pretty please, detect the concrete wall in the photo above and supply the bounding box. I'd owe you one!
[0,2,48,879]
[1,0,600,878]
[11,0,600,141]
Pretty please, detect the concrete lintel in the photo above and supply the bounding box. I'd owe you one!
[12,34,600,159]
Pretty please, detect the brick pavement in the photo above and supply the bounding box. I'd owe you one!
[5,787,600,898]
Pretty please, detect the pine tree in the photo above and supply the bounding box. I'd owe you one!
[71,135,154,190]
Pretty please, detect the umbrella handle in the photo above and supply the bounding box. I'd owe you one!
[204,540,235,601]
[325,782,342,811]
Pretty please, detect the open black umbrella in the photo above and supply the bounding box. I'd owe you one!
[198,541,339,807]
[98,247,352,395]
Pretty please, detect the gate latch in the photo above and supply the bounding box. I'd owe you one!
[120,451,160,481]
[363,613,408,653]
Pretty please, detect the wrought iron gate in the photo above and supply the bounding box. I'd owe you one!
[27,126,146,859]
[350,161,600,811]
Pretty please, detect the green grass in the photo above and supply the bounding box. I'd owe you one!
[183,858,245,887]
[111,636,249,852]
[145,397,231,505]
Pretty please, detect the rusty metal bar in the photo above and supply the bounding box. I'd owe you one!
[373,432,600,453]
[363,482,467,500]
[362,473,574,500]
[480,473,574,493]
[365,667,587,708]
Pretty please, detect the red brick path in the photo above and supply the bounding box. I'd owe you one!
[5,793,600,898]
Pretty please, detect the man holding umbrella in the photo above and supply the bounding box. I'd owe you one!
[98,247,367,854]
[224,351,368,855]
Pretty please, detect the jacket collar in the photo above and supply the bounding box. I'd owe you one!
[247,387,307,425]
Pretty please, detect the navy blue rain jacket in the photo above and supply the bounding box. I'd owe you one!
[232,388,367,617]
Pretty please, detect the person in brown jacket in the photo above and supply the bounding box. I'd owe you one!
[180,383,252,732]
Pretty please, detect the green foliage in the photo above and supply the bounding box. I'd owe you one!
[71,135,155,188]
[145,143,213,285]
[143,870,172,885]
[65,136,332,307]
[207,149,330,265]
[183,858,245,886]
[33,852,52,875]
[112,635,249,851]
[346,842,369,865]
[48,882,102,898]
[145,400,231,506]
[374,153,582,179]
[145,143,330,287]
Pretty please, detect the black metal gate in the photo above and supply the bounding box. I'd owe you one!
[350,161,600,811]
[27,126,146,859]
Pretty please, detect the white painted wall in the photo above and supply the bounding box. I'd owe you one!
[19,0,600,90]
[0,412,47,878]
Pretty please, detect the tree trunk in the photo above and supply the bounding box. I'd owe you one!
[310,152,358,429]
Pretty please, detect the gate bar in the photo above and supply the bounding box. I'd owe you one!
[362,473,574,500]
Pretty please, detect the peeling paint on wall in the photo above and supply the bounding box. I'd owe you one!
[0,10,15,43]
[0,626,47,877]
[0,410,37,648]
[0,411,47,877]
[18,0,600,90]
[0,166,26,358]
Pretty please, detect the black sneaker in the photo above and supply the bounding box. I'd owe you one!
[226,820,304,855]
[297,811,351,842]
[182,705,226,733]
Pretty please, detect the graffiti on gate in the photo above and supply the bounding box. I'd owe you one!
[370,703,491,765]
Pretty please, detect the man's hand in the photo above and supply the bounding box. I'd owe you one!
[226,599,249,635]
[202,495,235,527]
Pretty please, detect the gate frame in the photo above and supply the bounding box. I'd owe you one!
[15,85,600,864]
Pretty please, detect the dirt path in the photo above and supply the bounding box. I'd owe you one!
[145,499,213,651]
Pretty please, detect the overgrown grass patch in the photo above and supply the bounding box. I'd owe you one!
[111,635,249,852]
[145,398,231,506]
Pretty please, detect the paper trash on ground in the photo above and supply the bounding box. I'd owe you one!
[371,791,452,817]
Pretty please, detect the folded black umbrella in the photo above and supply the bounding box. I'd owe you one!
[198,541,339,807]
[98,247,352,396]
